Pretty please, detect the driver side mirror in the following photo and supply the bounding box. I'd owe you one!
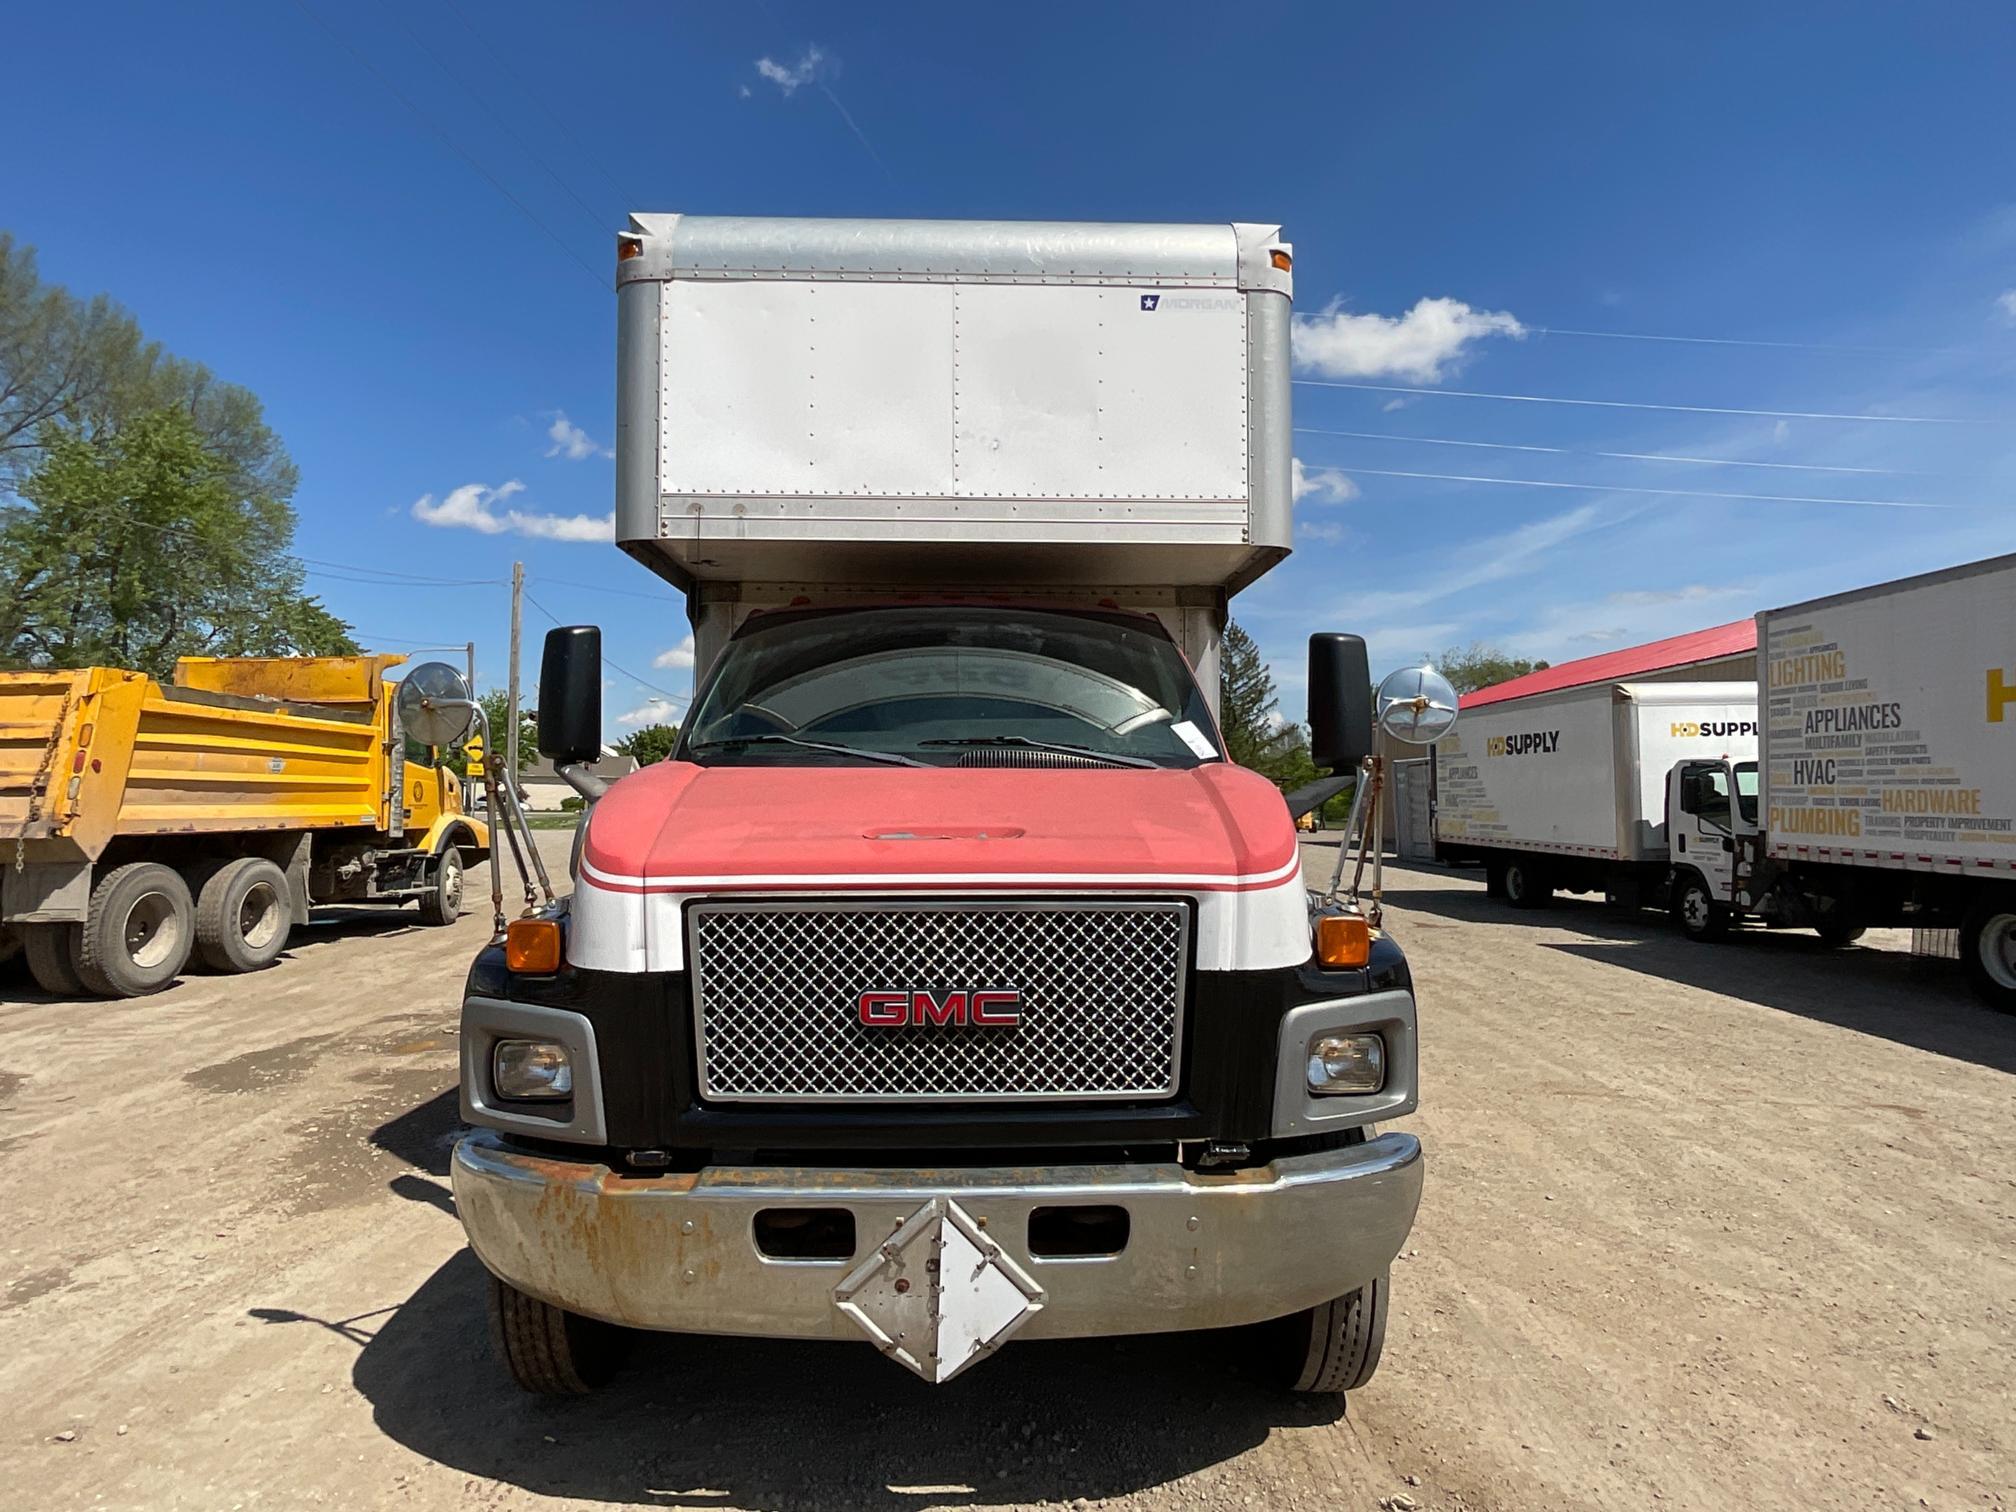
[1307,633,1374,771]
[537,626,604,766]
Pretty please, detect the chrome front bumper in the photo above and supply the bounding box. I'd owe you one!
[452,1129,1423,1341]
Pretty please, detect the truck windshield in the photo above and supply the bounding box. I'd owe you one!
[1734,760,1759,825]
[679,606,1220,769]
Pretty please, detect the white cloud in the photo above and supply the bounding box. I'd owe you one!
[1293,296,1524,383]
[411,480,613,543]
[1996,289,2016,323]
[1297,518,1348,545]
[755,45,827,96]
[1771,419,1791,444]
[652,634,696,671]
[618,697,684,728]
[1566,626,1629,644]
[1604,583,1743,608]
[546,411,609,461]
[1292,456,1359,504]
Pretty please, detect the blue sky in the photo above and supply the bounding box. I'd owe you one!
[6,2,2013,730]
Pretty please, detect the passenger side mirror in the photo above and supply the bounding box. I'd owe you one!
[1307,633,1373,771]
[537,626,604,766]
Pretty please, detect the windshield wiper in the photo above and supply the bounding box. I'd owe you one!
[688,734,930,768]
[917,736,1157,769]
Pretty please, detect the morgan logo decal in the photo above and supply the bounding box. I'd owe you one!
[858,989,1023,1027]
[1139,294,1161,311]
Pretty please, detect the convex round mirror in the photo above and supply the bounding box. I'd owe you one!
[1376,664,1459,745]
[396,661,475,747]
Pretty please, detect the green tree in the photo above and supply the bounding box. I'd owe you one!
[1219,621,1307,782]
[0,409,353,676]
[1,234,296,506]
[477,689,539,772]
[613,722,680,766]
[1435,642,1550,696]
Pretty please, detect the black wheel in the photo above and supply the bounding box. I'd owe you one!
[1483,861,1508,899]
[22,923,87,997]
[1673,874,1732,943]
[1814,919,1867,948]
[417,847,464,926]
[1959,894,2016,1013]
[195,857,293,973]
[1256,1271,1389,1396]
[487,1274,624,1394]
[1501,858,1552,910]
[0,927,18,970]
[76,863,195,998]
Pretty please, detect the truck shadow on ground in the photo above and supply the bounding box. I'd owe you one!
[1374,861,2014,1076]
[350,1247,1336,1509]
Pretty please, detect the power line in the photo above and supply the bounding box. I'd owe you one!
[290,0,610,294]
[521,586,689,704]
[531,573,676,602]
[435,0,640,210]
[1312,465,1951,510]
[380,0,613,242]
[1528,325,1960,357]
[1293,426,1961,479]
[1293,379,1995,425]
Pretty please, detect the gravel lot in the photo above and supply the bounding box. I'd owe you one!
[3,833,2010,1511]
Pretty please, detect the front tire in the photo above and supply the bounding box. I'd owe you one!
[22,923,87,997]
[1258,1271,1389,1396]
[486,1275,624,1395]
[195,857,293,973]
[1959,894,2016,1013]
[417,847,464,927]
[76,863,195,998]
[1501,858,1552,910]
[1674,874,1732,942]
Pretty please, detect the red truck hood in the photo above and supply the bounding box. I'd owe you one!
[578,760,1300,893]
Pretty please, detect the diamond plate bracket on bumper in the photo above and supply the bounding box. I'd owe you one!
[834,1197,1047,1383]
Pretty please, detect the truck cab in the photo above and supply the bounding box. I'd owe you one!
[449,213,1423,1397]
[1666,756,1761,934]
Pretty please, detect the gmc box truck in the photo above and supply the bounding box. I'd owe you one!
[1433,681,1759,909]
[449,214,1427,1395]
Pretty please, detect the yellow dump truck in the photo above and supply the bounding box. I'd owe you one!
[1,654,487,998]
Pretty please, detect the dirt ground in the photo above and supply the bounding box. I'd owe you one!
[3,832,2011,1511]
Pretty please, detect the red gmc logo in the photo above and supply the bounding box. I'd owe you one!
[858,989,1023,1027]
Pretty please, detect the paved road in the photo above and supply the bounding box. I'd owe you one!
[3,836,2009,1510]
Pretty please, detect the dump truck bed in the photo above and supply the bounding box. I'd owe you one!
[0,661,395,864]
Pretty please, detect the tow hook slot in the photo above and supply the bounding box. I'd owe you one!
[1028,1204,1130,1258]
[754,1208,857,1261]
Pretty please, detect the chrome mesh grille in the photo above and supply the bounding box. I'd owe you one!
[688,900,1189,1103]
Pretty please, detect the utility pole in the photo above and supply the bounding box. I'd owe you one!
[465,640,476,696]
[506,562,524,786]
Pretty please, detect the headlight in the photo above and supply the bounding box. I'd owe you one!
[493,1039,573,1099]
[1307,1032,1384,1095]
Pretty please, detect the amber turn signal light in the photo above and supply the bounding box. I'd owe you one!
[506,918,563,974]
[616,234,643,262]
[1313,913,1369,969]
[1269,248,1292,271]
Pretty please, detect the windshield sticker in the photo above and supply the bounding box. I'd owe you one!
[1170,720,1217,758]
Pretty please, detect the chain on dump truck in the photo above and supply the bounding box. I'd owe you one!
[0,655,487,997]
[446,212,1440,1396]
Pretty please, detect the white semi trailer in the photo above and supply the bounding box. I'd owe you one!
[1433,681,1759,909]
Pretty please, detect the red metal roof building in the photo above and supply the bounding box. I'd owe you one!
[1461,619,1757,709]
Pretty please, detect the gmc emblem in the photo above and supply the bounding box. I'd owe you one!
[858,989,1023,1027]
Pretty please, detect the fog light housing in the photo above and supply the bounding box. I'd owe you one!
[1307,1032,1384,1095]
[494,1040,573,1099]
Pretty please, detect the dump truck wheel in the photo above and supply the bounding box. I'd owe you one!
[76,862,195,998]
[418,847,464,926]
[195,857,292,973]
[23,924,87,997]
[1501,858,1552,909]
[487,1274,624,1394]
[1257,1270,1389,1395]
[1959,894,2016,1014]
